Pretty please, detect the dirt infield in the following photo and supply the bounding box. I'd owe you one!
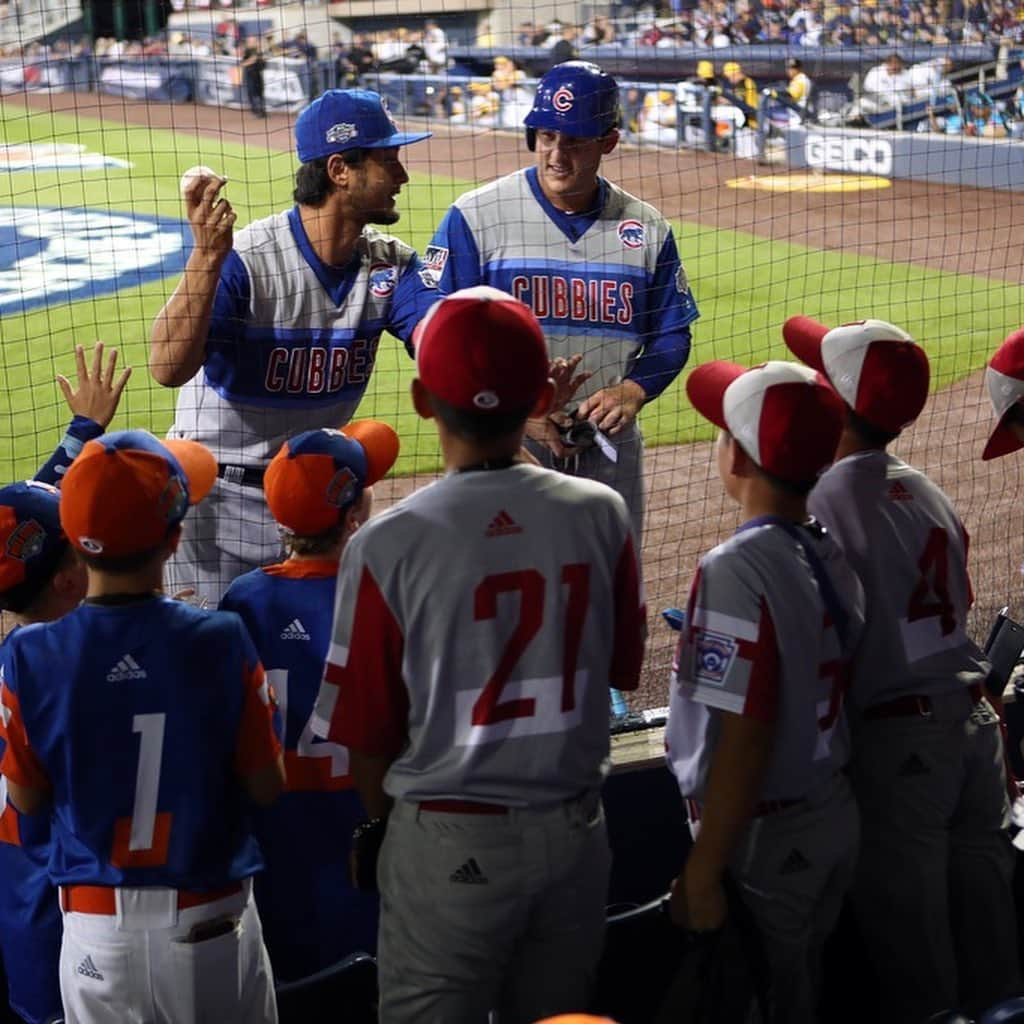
[10,91,1024,706]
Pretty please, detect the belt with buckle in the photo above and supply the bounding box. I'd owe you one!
[217,464,265,489]
[863,682,984,721]
[418,799,509,816]
[60,882,243,915]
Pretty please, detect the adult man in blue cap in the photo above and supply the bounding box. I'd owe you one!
[150,90,435,604]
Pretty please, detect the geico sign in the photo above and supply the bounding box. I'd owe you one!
[805,134,894,175]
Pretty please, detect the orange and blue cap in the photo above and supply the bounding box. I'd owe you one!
[0,480,68,611]
[60,430,217,558]
[414,286,550,414]
[263,420,400,537]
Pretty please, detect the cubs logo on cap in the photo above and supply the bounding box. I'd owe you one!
[294,89,432,164]
[982,327,1024,460]
[686,359,844,486]
[0,480,68,612]
[59,430,217,558]
[264,420,400,537]
[414,286,550,414]
[783,316,930,435]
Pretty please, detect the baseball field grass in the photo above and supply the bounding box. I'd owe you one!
[2,99,1023,481]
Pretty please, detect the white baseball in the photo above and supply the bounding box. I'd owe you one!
[179,165,220,199]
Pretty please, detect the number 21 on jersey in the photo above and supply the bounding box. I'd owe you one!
[455,565,591,747]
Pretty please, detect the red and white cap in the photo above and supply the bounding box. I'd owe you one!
[982,327,1024,460]
[783,316,929,434]
[686,360,845,485]
[413,286,549,414]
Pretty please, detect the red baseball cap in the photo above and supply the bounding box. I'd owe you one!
[983,328,1024,460]
[414,286,550,413]
[783,316,930,434]
[60,430,217,558]
[687,359,845,485]
[263,420,400,536]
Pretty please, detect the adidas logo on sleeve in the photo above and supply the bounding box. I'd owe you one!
[106,655,147,682]
[280,619,311,641]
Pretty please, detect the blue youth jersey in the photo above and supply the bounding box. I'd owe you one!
[220,561,377,978]
[0,632,61,1024]
[0,597,281,891]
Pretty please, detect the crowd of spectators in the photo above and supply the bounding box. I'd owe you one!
[516,0,1024,50]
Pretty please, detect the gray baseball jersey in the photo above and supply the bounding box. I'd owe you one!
[665,517,866,801]
[426,168,699,403]
[808,450,988,709]
[312,463,647,806]
[164,206,433,603]
[169,207,431,466]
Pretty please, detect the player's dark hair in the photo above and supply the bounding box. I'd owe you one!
[77,545,165,575]
[0,540,73,614]
[429,395,535,443]
[846,408,900,448]
[294,151,366,206]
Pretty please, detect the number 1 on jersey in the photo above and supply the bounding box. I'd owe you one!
[111,712,172,868]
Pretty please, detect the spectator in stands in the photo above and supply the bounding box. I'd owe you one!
[582,13,616,45]
[788,0,824,44]
[928,88,1009,136]
[422,18,447,73]
[240,35,266,118]
[286,30,320,100]
[861,51,915,112]
[908,54,957,103]
[620,85,644,140]
[734,1,766,42]
[340,32,375,87]
[551,23,580,63]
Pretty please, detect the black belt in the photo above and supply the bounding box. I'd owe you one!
[217,464,265,489]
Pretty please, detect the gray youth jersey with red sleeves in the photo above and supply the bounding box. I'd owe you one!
[665,520,866,802]
[169,212,424,466]
[808,450,988,709]
[312,463,646,807]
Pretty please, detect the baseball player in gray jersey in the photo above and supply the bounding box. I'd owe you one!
[785,316,1020,1022]
[426,61,699,538]
[311,287,647,1023]
[665,359,865,1024]
[149,89,435,605]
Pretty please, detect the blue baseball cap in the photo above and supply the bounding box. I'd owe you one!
[294,89,432,163]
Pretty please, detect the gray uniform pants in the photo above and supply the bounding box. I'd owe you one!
[849,692,1019,1022]
[376,794,611,1024]
[165,477,283,607]
[524,420,644,540]
[698,771,859,1024]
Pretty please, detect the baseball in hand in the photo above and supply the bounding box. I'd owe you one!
[179,165,220,199]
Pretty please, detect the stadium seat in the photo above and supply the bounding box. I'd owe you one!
[978,996,1024,1022]
[275,951,377,1024]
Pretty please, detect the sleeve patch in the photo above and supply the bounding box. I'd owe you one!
[695,630,738,686]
